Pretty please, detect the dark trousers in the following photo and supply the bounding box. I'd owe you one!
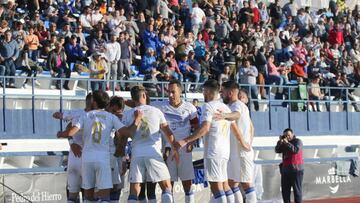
[2,59,16,84]
[55,66,71,88]
[281,170,304,203]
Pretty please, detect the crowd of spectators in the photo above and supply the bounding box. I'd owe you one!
[0,0,360,111]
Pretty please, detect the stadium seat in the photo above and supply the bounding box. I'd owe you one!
[303,148,318,158]
[33,156,63,167]
[2,156,35,168]
[36,71,53,89]
[14,70,26,88]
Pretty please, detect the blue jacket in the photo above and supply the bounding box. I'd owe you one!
[143,29,158,51]
[140,54,156,74]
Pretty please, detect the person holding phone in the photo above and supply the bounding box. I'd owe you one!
[275,128,304,203]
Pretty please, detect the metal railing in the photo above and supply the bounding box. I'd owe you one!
[0,75,360,137]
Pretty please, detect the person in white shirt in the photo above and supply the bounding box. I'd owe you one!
[105,34,121,90]
[52,93,93,203]
[175,79,249,203]
[57,90,142,203]
[79,6,93,31]
[215,81,256,203]
[191,3,206,36]
[152,80,199,203]
[122,85,179,203]
[90,7,103,27]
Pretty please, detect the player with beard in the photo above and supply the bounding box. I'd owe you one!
[174,79,249,203]
[214,81,256,203]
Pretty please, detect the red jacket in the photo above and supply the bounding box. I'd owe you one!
[291,61,307,78]
[275,137,304,171]
[252,7,260,24]
[328,28,344,45]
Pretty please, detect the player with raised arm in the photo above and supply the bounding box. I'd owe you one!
[152,79,199,203]
[57,90,143,203]
[122,85,179,203]
[174,79,249,203]
[214,81,256,203]
[52,92,93,203]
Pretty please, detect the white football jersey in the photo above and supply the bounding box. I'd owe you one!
[74,110,124,163]
[229,100,253,157]
[152,100,197,154]
[122,105,167,158]
[63,110,86,147]
[201,100,232,159]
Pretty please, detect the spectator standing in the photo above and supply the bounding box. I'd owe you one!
[89,52,108,91]
[0,30,19,88]
[255,47,268,99]
[238,59,259,111]
[105,33,121,90]
[143,24,158,53]
[118,32,132,84]
[275,128,304,203]
[191,3,206,37]
[90,29,106,54]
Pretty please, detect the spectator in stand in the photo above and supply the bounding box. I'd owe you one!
[194,32,206,60]
[24,26,40,62]
[167,51,182,81]
[308,75,329,112]
[191,3,206,37]
[255,47,268,99]
[218,65,231,87]
[118,32,132,84]
[89,52,108,91]
[105,33,121,91]
[328,23,344,46]
[16,45,39,88]
[140,47,156,75]
[0,30,19,88]
[65,35,87,66]
[188,50,202,86]
[291,56,307,80]
[90,29,106,54]
[47,42,71,90]
[214,15,232,42]
[238,58,259,111]
[178,53,197,84]
[143,24,158,53]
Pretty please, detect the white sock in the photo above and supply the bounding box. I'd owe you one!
[245,187,257,203]
[67,200,76,203]
[213,191,226,203]
[128,195,138,203]
[232,187,243,203]
[225,190,235,203]
[161,190,173,203]
[185,190,195,203]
